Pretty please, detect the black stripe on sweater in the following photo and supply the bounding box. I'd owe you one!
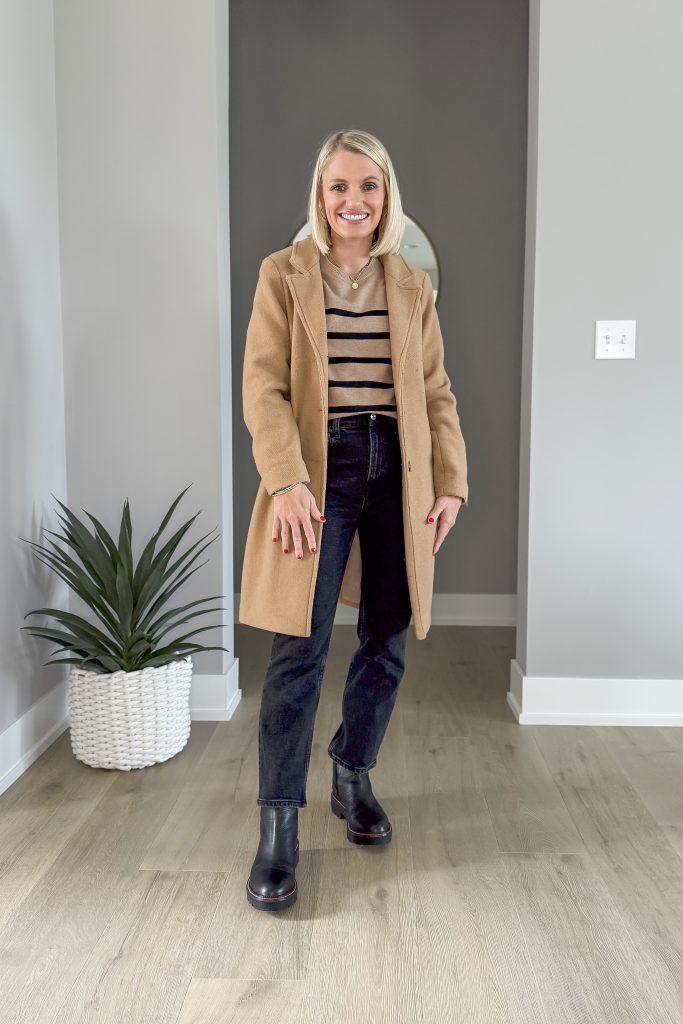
[328,356,392,364]
[327,331,390,340]
[325,307,389,317]
[329,403,397,412]
[329,380,394,389]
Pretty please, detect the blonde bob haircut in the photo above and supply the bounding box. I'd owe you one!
[306,129,405,258]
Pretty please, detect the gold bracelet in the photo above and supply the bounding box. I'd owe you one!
[272,481,303,496]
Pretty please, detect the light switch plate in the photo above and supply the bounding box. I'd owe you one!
[595,320,636,359]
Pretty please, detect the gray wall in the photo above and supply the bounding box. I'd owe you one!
[230,0,529,603]
[518,0,683,682]
[0,0,67,732]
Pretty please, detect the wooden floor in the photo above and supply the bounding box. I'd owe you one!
[1,624,682,1023]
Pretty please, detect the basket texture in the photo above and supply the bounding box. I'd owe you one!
[68,655,193,770]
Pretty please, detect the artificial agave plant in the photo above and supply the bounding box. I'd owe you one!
[20,485,229,673]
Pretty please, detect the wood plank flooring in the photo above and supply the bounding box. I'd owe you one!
[0,625,681,1023]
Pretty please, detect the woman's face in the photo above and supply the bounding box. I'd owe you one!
[319,149,386,248]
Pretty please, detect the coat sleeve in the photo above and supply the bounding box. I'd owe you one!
[421,272,469,506]
[242,256,311,496]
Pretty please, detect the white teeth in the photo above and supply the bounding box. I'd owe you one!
[340,213,368,220]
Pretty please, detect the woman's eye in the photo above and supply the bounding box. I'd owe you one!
[330,183,376,191]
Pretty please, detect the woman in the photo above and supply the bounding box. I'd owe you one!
[241,129,468,911]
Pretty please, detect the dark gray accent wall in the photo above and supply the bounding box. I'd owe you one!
[230,0,529,603]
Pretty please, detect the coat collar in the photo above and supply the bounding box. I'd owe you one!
[285,232,422,389]
[288,231,421,285]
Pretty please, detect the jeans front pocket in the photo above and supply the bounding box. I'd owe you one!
[327,418,343,447]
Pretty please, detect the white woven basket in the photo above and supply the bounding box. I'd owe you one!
[68,655,193,770]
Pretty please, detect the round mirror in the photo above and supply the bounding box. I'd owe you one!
[290,213,440,304]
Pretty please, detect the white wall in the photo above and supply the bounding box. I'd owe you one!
[53,0,236,694]
[513,0,683,722]
[0,1,67,735]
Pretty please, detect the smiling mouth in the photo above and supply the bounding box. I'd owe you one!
[339,212,369,221]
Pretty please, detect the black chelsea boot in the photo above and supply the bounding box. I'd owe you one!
[330,759,392,845]
[246,805,299,911]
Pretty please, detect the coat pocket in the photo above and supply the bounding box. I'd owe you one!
[430,429,446,495]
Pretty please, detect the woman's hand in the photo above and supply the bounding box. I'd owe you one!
[272,484,325,559]
[427,496,464,556]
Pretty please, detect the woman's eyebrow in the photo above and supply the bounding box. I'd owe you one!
[328,176,381,183]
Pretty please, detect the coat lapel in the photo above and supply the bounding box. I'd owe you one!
[285,233,422,401]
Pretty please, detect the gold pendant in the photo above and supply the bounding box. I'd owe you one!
[351,281,359,289]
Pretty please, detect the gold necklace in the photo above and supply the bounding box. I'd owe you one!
[326,253,374,289]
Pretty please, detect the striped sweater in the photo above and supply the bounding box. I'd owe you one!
[320,251,398,422]
[272,252,397,496]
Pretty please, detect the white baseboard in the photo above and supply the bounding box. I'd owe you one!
[422,592,517,627]
[189,656,242,721]
[508,658,683,725]
[0,680,70,798]
[0,657,242,798]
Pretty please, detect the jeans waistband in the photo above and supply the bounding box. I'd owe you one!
[328,413,399,437]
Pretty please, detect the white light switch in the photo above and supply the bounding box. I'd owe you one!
[595,320,636,359]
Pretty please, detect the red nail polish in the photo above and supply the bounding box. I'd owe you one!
[297,554,302,559]
[272,537,277,542]
[283,548,289,554]
[428,517,434,523]
[310,547,316,553]
[320,516,326,522]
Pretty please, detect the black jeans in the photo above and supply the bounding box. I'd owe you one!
[257,412,413,807]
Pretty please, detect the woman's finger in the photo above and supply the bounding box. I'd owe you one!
[288,516,306,560]
[280,519,290,554]
[299,513,317,555]
[432,511,456,556]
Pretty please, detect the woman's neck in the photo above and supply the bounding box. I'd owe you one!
[327,237,373,276]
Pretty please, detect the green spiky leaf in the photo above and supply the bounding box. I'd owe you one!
[19,487,230,673]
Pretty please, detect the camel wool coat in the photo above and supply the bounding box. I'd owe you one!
[239,232,468,640]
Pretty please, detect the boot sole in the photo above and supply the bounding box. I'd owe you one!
[330,792,392,845]
[245,842,299,911]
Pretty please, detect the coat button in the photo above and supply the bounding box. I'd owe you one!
[370,412,376,420]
